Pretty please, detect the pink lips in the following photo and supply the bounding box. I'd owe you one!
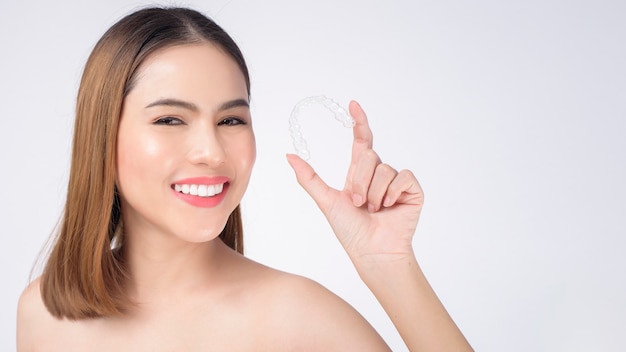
[172,176,230,208]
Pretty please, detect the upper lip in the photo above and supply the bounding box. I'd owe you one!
[172,176,231,186]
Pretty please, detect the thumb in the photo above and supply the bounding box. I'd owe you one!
[286,153,334,213]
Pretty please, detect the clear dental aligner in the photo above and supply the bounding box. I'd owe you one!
[289,95,355,160]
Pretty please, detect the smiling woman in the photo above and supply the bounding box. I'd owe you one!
[16,6,472,351]
[116,44,255,246]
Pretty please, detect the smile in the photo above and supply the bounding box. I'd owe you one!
[173,183,225,197]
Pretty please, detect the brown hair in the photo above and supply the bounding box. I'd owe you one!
[40,7,250,320]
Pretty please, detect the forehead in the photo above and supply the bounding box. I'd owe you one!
[126,43,248,107]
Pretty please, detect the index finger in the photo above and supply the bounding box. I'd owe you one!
[346,100,374,183]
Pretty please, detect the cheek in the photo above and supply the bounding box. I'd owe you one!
[117,128,175,186]
[234,132,256,173]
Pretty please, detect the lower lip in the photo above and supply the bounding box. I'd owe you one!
[172,183,229,208]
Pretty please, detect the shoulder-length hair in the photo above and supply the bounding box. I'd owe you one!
[41,7,250,320]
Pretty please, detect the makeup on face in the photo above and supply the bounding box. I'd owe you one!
[116,44,255,243]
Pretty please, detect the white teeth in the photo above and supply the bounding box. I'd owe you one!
[174,183,225,197]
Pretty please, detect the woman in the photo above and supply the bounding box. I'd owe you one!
[17,7,472,351]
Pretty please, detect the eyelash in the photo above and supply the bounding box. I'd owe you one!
[154,116,183,125]
[154,116,246,126]
[218,117,247,126]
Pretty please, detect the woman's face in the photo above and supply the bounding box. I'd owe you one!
[116,43,255,244]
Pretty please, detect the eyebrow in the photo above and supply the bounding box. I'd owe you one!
[145,98,249,112]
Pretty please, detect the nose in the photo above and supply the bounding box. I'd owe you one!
[187,124,226,167]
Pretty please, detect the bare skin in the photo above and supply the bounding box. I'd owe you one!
[18,242,389,351]
[17,43,472,351]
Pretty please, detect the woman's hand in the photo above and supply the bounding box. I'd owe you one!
[288,101,473,351]
[287,100,424,266]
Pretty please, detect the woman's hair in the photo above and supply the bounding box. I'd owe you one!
[40,7,250,320]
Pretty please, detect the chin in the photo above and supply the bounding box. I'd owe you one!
[176,224,226,244]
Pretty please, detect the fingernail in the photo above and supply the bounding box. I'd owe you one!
[368,203,376,213]
[383,197,392,207]
[352,194,363,206]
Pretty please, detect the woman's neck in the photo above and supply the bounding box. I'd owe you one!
[121,225,230,306]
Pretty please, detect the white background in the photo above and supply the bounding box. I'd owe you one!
[2,0,625,351]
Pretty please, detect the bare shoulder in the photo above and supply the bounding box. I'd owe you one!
[17,277,57,351]
[244,261,390,351]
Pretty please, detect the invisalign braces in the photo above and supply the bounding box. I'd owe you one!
[289,96,355,160]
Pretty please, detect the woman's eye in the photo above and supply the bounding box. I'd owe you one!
[218,117,246,126]
[154,117,184,125]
